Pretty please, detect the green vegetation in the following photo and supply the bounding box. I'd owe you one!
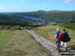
[0,30,16,50]
[0,25,27,30]
[0,10,75,51]
[0,10,75,27]
[0,14,30,26]
[60,23,75,30]
[14,10,75,23]
[0,30,46,56]
[40,11,75,22]
[34,22,75,49]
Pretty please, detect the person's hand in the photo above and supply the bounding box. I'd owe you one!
[54,37,56,41]
[54,35,57,40]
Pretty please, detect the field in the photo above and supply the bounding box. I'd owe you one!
[34,22,75,49]
[0,30,16,50]
[0,30,46,56]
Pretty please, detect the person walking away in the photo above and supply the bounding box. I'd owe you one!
[60,29,71,51]
[54,28,61,51]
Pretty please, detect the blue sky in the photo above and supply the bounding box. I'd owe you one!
[0,0,75,12]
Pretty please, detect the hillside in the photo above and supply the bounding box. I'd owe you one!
[0,30,46,56]
[0,10,75,27]
[40,11,75,22]
[34,22,75,50]
[15,10,75,22]
[0,14,30,26]
[1,10,75,23]
[11,10,47,17]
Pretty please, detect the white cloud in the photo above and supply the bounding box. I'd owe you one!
[0,5,6,10]
[64,0,75,3]
[43,0,55,6]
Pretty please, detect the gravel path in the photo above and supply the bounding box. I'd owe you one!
[26,30,61,56]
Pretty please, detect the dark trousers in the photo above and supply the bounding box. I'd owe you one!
[56,39,61,51]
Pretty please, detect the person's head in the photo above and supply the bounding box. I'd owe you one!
[56,28,60,32]
[63,29,66,32]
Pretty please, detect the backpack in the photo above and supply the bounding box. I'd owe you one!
[66,37,71,42]
[64,32,71,42]
[58,32,63,39]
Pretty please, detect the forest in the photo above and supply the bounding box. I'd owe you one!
[0,14,29,26]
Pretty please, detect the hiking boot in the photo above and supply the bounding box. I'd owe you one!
[65,47,68,51]
[60,46,62,49]
[60,46,62,48]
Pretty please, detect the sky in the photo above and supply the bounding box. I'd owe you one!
[0,0,75,12]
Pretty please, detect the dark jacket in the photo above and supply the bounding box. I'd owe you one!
[62,32,70,42]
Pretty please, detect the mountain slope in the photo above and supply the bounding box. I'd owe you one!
[40,11,75,22]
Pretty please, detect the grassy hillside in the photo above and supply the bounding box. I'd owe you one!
[0,30,16,50]
[0,30,46,56]
[34,22,75,49]
[40,11,75,22]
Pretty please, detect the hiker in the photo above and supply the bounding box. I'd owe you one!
[60,29,71,51]
[54,28,61,51]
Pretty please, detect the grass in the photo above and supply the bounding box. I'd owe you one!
[0,30,46,56]
[0,30,16,50]
[34,22,75,49]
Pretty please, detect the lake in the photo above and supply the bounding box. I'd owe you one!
[23,16,56,22]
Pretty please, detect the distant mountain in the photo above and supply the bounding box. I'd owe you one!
[0,10,75,23]
[40,10,75,22]
[13,10,47,17]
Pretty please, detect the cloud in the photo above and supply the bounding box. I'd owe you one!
[43,0,55,6]
[64,0,75,3]
[0,5,6,10]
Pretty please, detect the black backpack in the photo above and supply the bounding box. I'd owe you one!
[65,32,71,42]
[67,37,71,42]
[62,32,71,42]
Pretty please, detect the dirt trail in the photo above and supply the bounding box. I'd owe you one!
[0,30,46,56]
[26,30,60,56]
